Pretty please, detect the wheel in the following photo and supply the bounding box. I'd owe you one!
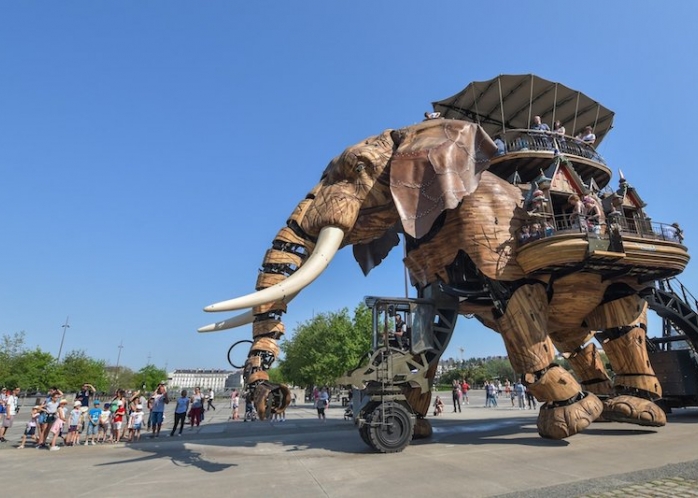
[359,424,372,448]
[367,403,414,453]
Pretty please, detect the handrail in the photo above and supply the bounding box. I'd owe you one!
[493,129,606,165]
[516,213,685,246]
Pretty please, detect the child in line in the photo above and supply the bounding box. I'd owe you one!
[98,402,112,443]
[85,399,101,445]
[17,406,42,449]
[49,399,68,451]
[111,400,126,443]
[65,401,83,446]
[127,404,145,442]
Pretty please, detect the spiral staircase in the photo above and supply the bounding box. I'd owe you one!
[642,277,698,409]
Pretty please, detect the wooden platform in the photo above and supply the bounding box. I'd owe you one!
[517,232,689,280]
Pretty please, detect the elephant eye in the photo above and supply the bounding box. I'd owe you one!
[355,162,366,173]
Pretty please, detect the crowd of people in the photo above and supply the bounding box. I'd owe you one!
[0,382,233,450]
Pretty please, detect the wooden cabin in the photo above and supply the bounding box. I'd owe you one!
[432,74,689,284]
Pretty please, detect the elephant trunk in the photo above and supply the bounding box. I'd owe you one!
[201,193,348,418]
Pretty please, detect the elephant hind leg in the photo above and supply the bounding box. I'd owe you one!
[497,284,602,439]
[597,312,666,427]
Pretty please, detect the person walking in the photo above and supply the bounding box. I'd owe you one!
[206,388,216,411]
[316,387,329,421]
[171,390,189,437]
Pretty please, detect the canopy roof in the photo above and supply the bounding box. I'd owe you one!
[432,74,615,146]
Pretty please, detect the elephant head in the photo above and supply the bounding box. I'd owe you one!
[199,119,497,417]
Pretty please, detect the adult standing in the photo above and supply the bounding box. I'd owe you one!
[514,381,526,410]
[148,383,169,438]
[170,390,189,437]
[451,380,462,413]
[461,380,470,405]
[189,387,204,427]
[75,383,95,408]
[0,387,19,442]
[0,388,7,430]
[230,390,240,421]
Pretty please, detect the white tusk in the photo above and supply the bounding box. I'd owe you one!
[203,226,344,312]
[197,310,255,333]
[197,291,302,333]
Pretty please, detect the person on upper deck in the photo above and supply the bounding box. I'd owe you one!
[530,115,550,132]
[553,120,566,136]
[568,194,586,229]
[577,126,596,145]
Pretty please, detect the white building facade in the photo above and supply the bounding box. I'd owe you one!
[167,369,243,393]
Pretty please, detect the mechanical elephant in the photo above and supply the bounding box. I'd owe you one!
[201,118,665,440]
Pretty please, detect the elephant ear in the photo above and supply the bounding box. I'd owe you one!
[353,227,401,276]
[389,120,497,239]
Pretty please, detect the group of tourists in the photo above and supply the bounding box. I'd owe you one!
[0,382,224,450]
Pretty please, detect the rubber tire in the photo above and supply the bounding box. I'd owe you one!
[367,403,414,453]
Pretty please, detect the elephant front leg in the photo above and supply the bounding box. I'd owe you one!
[596,306,666,427]
[497,284,603,439]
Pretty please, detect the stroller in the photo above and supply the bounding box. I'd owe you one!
[343,405,353,421]
[243,394,257,422]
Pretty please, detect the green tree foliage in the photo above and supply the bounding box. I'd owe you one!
[279,303,372,388]
[57,350,110,393]
[0,331,27,382]
[134,364,168,392]
[6,348,58,392]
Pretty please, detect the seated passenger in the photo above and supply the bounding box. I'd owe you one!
[518,225,531,244]
[544,221,555,237]
[494,136,507,156]
[530,223,542,240]
[390,314,407,350]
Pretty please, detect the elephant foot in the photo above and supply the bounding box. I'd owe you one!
[537,392,603,440]
[602,395,666,427]
[413,418,432,439]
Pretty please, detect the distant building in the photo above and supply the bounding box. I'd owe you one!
[167,369,243,392]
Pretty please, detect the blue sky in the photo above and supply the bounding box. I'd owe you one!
[1,2,697,372]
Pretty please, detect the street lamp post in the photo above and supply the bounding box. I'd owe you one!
[57,316,70,362]
[115,341,124,385]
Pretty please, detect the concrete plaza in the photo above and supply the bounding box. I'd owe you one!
[1,390,697,497]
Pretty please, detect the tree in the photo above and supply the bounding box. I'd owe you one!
[0,331,27,382]
[6,348,59,393]
[57,350,109,393]
[134,364,168,392]
[279,303,372,389]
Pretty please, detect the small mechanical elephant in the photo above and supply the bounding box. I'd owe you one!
[201,118,669,441]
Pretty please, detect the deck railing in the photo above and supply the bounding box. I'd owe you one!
[494,129,606,165]
[517,213,684,246]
